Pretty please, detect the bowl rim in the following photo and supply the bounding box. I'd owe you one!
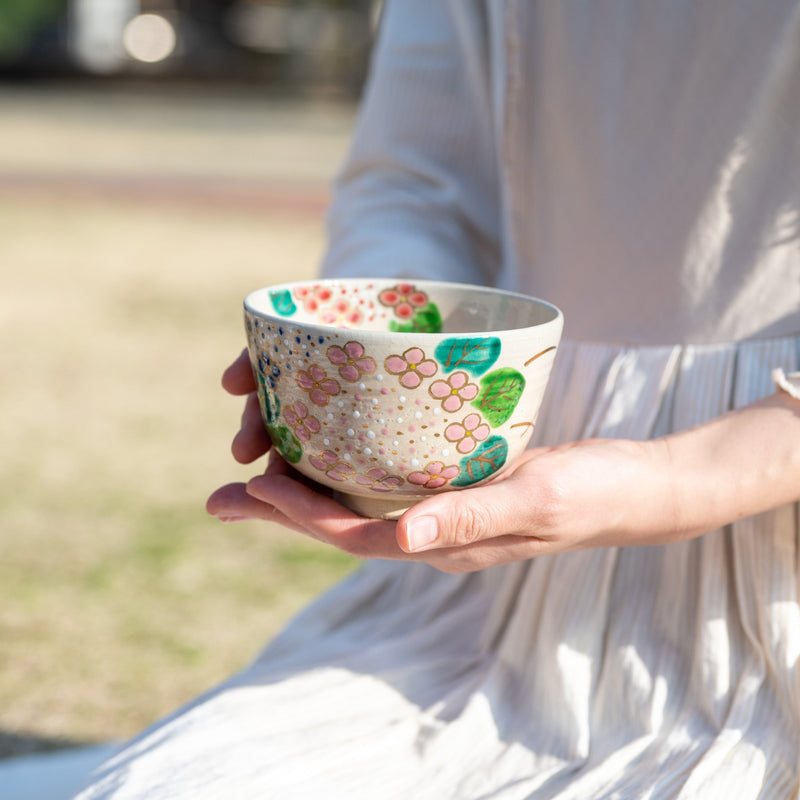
[243,278,563,337]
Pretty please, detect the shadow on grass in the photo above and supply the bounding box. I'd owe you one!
[0,730,97,761]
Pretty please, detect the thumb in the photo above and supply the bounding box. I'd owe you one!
[396,476,532,553]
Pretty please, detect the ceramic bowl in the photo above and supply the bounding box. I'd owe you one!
[243,279,563,519]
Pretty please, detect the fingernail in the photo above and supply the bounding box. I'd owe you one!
[217,515,247,524]
[406,515,439,552]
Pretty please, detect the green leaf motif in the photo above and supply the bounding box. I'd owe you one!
[266,424,303,464]
[434,337,501,376]
[389,303,443,334]
[472,368,526,427]
[269,289,297,317]
[451,436,509,487]
[256,373,281,424]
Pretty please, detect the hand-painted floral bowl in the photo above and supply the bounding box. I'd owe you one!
[244,279,563,519]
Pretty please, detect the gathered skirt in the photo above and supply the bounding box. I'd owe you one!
[76,334,800,800]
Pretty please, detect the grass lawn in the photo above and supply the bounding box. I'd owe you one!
[0,195,358,756]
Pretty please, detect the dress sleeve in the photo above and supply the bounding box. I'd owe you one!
[319,0,502,287]
[773,368,800,400]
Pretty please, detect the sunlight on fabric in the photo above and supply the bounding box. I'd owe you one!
[556,642,592,751]
[597,352,647,435]
[620,644,669,730]
[772,600,800,667]
[702,617,732,704]
[681,138,748,308]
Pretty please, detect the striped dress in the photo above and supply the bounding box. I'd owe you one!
[76,2,800,798]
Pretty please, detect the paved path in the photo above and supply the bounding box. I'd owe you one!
[0,82,356,213]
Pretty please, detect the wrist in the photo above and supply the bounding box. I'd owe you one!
[656,392,800,538]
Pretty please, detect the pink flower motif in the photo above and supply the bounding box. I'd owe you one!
[445,413,490,454]
[319,298,363,328]
[407,461,460,489]
[295,365,341,406]
[384,347,438,389]
[354,468,403,493]
[295,284,332,315]
[428,370,479,412]
[314,286,334,303]
[309,450,354,481]
[378,283,428,319]
[283,401,321,442]
[327,341,376,382]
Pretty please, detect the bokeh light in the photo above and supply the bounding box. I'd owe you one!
[122,13,176,64]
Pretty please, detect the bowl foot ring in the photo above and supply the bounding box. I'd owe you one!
[333,492,413,520]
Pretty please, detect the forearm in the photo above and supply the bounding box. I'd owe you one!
[663,389,800,538]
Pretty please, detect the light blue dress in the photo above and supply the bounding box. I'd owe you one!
[77,2,800,797]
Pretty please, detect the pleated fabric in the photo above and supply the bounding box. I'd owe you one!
[76,333,800,800]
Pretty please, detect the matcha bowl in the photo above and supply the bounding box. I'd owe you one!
[244,279,563,519]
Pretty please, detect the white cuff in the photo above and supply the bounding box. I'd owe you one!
[772,368,800,400]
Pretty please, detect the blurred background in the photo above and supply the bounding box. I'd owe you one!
[0,0,377,773]
[1,0,375,90]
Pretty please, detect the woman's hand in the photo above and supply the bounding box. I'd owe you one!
[221,349,272,466]
[208,352,800,573]
[208,437,682,573]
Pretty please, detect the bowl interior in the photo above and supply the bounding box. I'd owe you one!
[244,279,559,335]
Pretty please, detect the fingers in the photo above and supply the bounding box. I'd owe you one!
[222,349,257,396]
[209,455,549,572]
[245,472,406,559]
[223,349,271,464]
[207,482,288,526]
[396,472,544,554]
[207,478,547,572]
[232,391,271,463]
